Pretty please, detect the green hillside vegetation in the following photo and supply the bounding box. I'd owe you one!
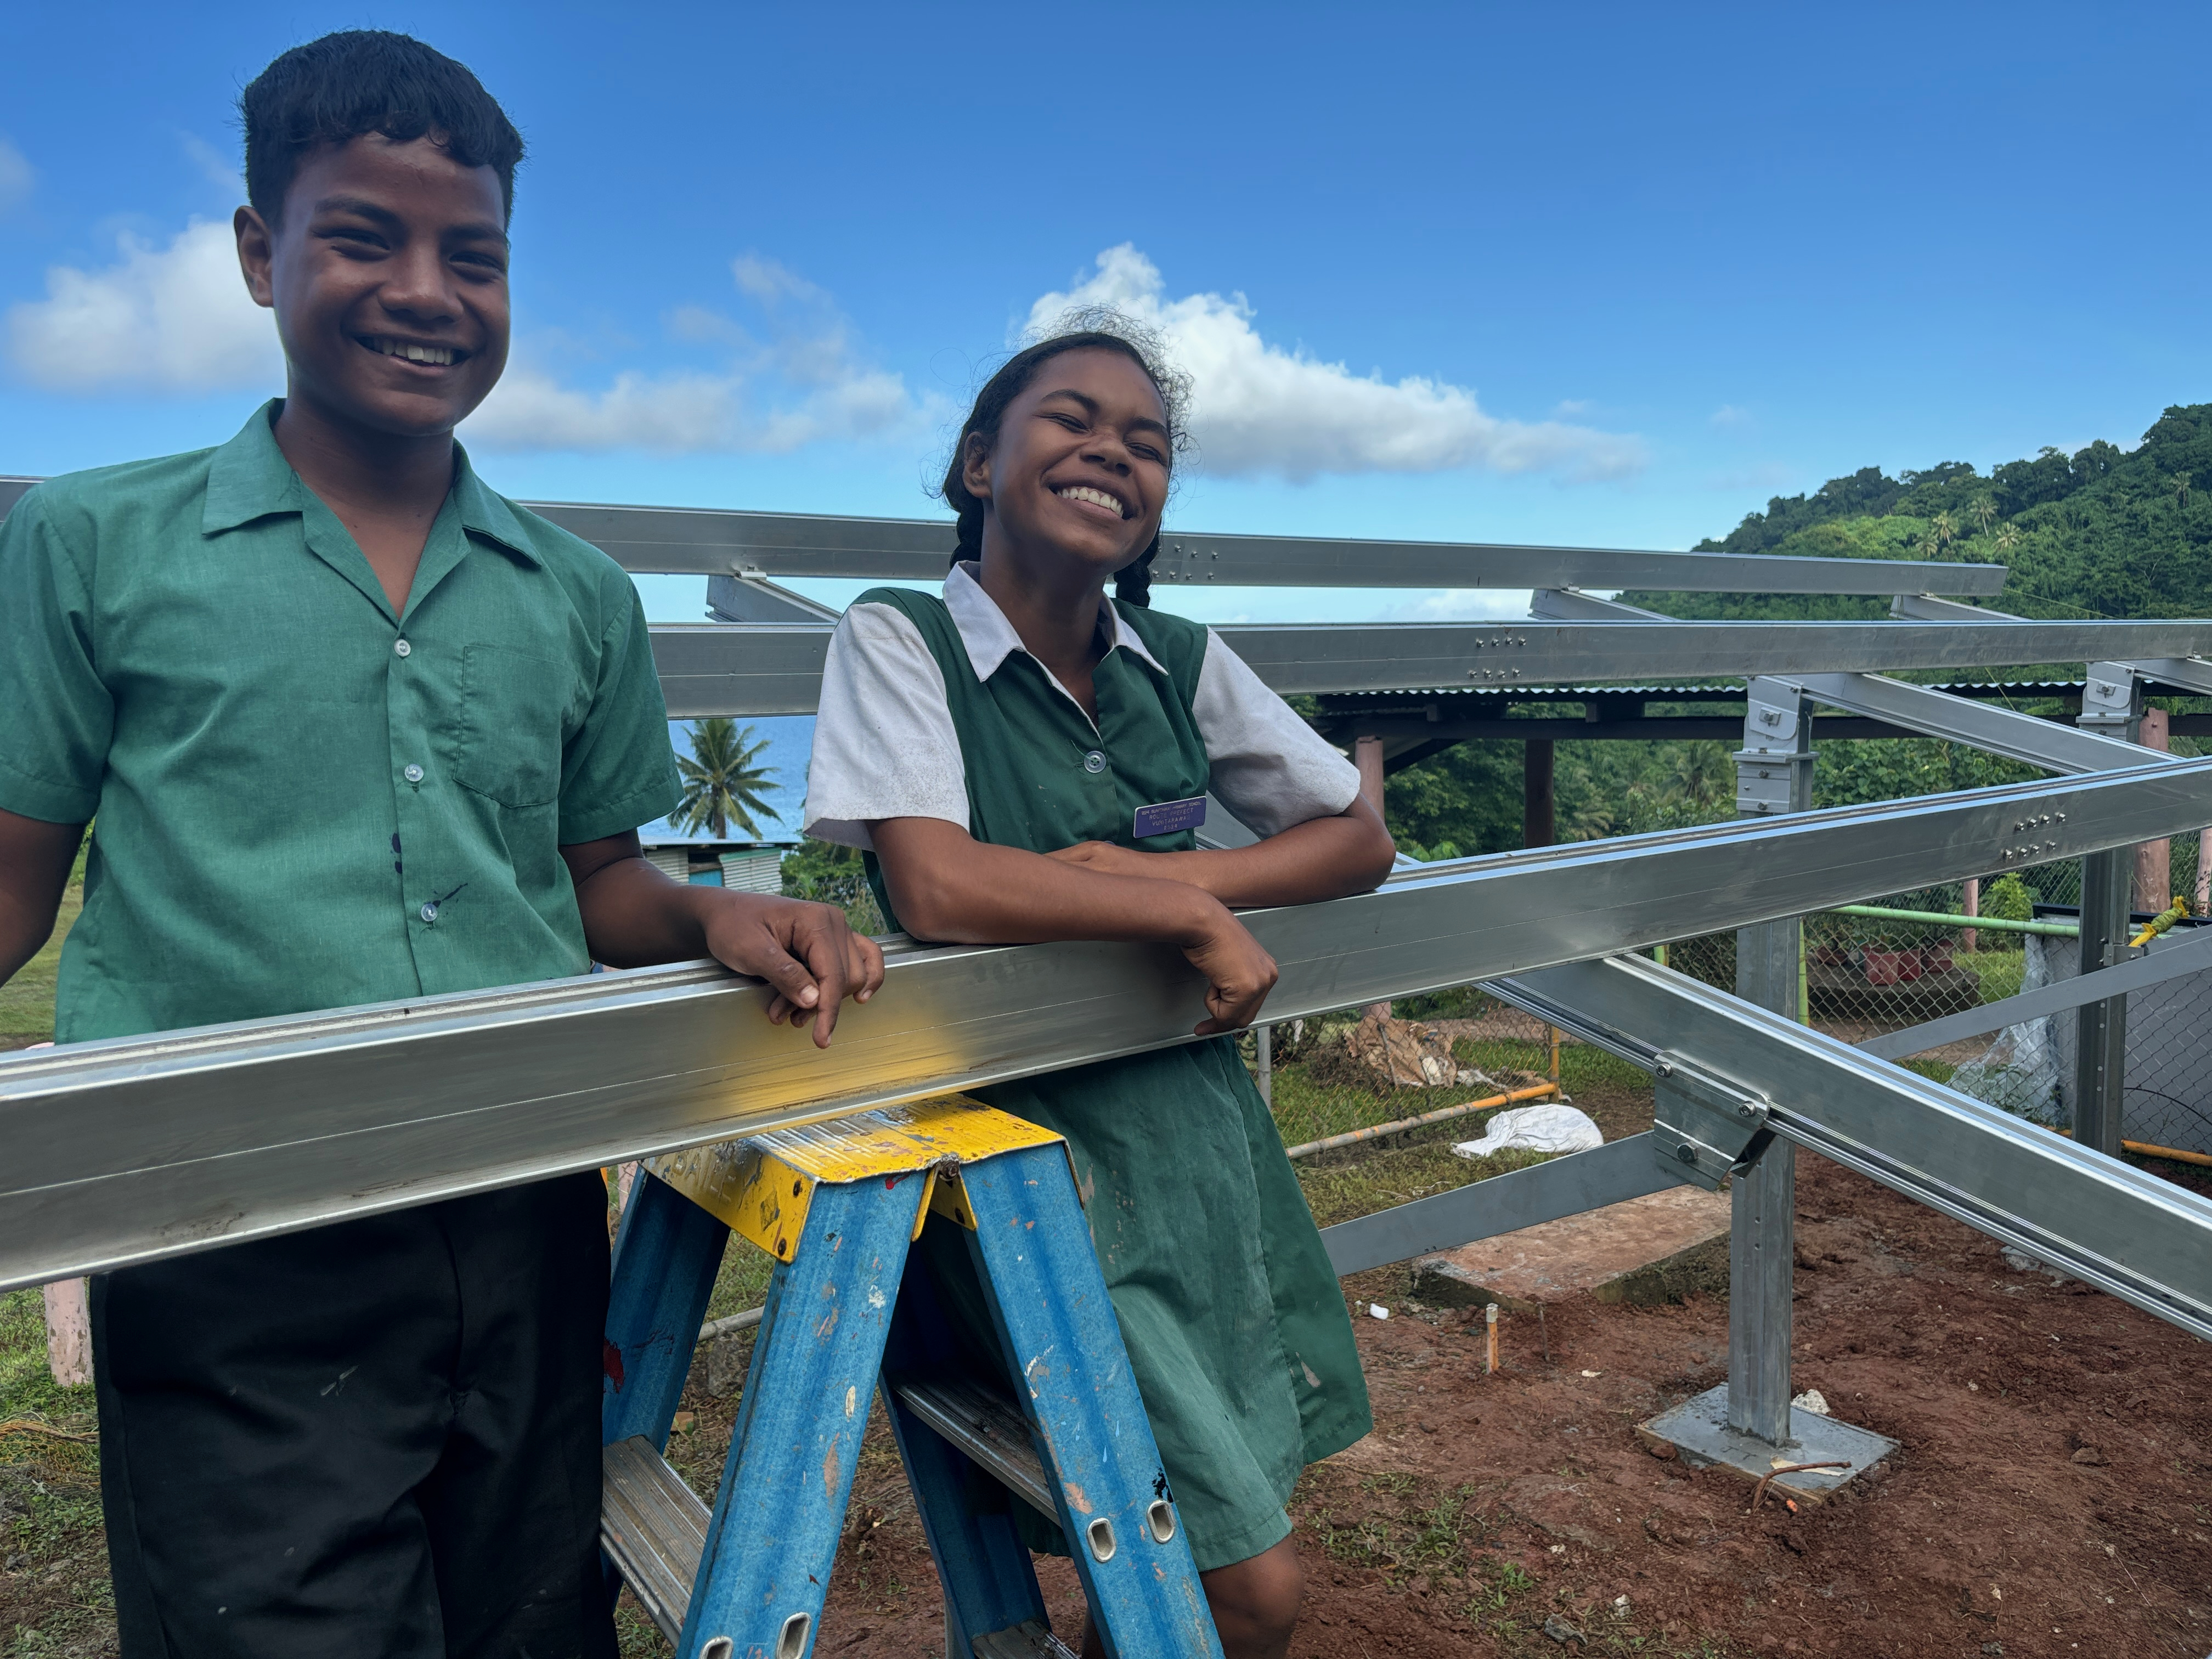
[1386,405,2212,859]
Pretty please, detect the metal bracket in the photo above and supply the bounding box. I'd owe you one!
[2078,660,2141,739]
[1652,1054,1773,1190]
[1734,676,1815,818]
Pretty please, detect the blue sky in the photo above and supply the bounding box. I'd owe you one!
[5,2,2210,833]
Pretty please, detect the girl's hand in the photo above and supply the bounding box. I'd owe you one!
[1045,839,1156,878]
[1181,910,1279,1034]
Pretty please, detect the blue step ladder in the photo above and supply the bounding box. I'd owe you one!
[599,1096,1226,1659]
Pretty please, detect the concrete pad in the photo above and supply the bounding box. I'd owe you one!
[1636,1384,1898,1504]
[1409,1184,1731,1313]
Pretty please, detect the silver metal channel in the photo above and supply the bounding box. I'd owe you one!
[1514,955,2212,1342]
[1319,1133,1686,1276]
[1789,672,2164,775]
[0,479,2005,592]
[649,618,2212,717]
[1894,592,2212,698]
[8,763,2212,1291]
[512,499,2013,595]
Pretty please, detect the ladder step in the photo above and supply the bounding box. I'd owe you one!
[973,1618,1082,1658]
[891,1374,1054,1519]
[600,1434,709,1643]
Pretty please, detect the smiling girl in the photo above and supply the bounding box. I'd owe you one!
[804,318,1397,1657]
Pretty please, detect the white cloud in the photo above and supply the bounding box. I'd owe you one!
[465,253,934,454]
[1709,403,1752,428]
[1025,246,1645,483]
[0,136,32,216]
[7,218,280,392]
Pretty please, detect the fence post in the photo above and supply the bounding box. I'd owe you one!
[1356,735,1392,1026]
[2075,664,2141,1156]
[1727,677,1815,1444]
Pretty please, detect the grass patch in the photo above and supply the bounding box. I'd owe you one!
[1296,1139,1554,1230]
[0,884,78,1046]
[1961,950,2026,1003]
[1,1288,109,1649]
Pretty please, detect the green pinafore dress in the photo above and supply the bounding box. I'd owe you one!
[857,586,1372,1572]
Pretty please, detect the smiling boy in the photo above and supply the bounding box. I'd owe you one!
[0,32,881,1658]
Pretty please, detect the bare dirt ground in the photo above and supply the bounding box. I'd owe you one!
[662,1151,2212,1659]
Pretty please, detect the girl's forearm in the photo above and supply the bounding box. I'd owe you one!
[1134,808,1396,907]
[872,818,1230,946]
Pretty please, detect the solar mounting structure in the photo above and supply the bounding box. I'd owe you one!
[3,484,2210,1576]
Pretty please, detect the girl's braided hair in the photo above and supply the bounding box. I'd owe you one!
[936,309,1191,607]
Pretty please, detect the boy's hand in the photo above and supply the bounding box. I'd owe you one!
[562,833,885,1047]
[698,891,884,1048]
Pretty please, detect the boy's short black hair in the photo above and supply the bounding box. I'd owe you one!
[240,31,524,224]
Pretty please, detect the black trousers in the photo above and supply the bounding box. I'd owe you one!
[92,1172,617,1659]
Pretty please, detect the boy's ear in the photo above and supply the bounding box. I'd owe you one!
[234,206,277,310]
[959,433,994,506]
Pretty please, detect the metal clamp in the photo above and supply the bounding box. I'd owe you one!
[1651,1053,1773,1190]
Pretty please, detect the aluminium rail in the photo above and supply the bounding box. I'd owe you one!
[646,617,2212,718]
[6,761,2212,1294]
[0,477,2009,595]
[1457,957,2212,1343]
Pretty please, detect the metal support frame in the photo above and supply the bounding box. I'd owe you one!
[1729,679,1814,1444]
[646,618,2212,716]
[12,761,2212,1291]
[0,480,2002,592]
[1504,955,2212,1341]
[2073,662,2145,1155]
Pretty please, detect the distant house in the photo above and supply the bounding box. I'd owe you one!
[640,837,793,895]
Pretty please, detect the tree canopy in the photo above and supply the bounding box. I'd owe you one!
[1383,404,2212,859]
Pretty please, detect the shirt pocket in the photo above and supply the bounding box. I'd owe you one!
[453,644,575,810]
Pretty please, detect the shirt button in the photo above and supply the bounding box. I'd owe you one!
[393,639,412,658]
[420,902,439,923]
[403,764,425,783]
[1083,751,1107,775]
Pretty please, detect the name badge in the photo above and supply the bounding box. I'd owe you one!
[1132,796,1207,839]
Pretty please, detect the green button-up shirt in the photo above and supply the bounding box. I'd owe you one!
[0,403,680,1043]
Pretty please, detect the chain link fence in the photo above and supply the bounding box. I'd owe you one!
[1656,838,2212,1158]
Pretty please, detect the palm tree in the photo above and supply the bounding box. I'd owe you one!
[1994,524,2022,554]
[674,719,778,839]
[2175,472,2193,511]
[1917,509,1959,560]
[1970,494,1997,537]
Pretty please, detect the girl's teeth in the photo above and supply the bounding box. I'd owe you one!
[1058,487,1122,516]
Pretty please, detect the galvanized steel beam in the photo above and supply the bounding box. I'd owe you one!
[8,761,2212,1291]
[0,479,2005,592]
[510,500,2011,595]
[1510,955,2212,1343]
[648,618,2212,717]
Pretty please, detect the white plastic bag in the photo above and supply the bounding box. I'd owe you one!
[1452,1102,1604,1160]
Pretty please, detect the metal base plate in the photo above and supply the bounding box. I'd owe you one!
[1635,1384,1898,1503]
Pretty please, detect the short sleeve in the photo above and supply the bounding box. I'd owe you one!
[1195,629,1361,838]
[803,602,968,850]
[0,490,112,825]
[556,568,682,844]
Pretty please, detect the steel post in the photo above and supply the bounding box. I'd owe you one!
[2075,848,2133,1155]
[1728,678,1814,1445]
[2075,663,2142,1156]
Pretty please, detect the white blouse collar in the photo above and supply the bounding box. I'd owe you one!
[943,561,1170,683]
